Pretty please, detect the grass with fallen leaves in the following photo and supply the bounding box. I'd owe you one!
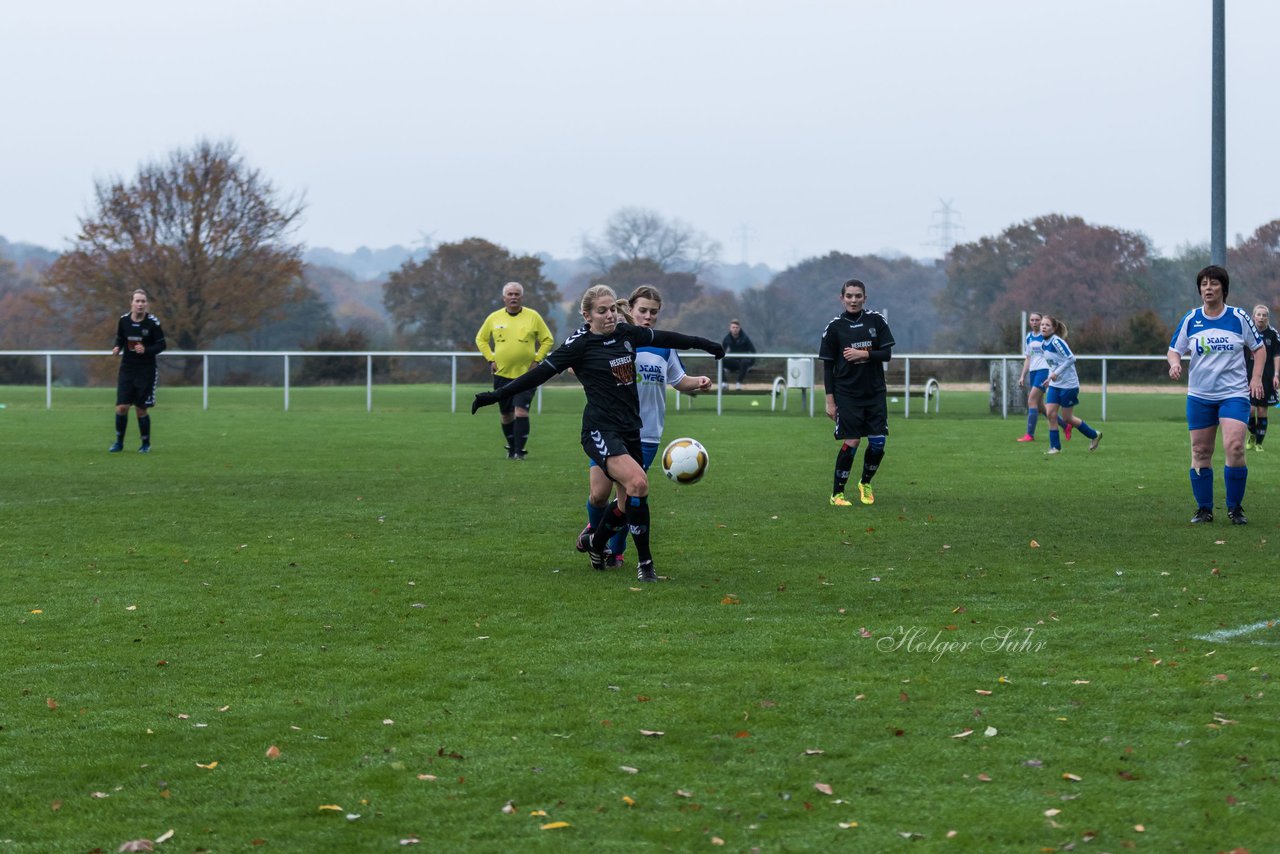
[1,384,1277,852]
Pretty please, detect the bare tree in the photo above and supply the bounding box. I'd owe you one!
[44,138,306,378]
[582,207,720,275]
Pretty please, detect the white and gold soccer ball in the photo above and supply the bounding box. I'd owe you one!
[661,437,709,485]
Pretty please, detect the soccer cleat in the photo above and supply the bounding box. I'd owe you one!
[1064,423,1073,441]
[607,552,625,569]
[138,443,151,454]
[857,482,874,505]
[830,492,853,506]
[637,560,657,582]
[1190,507,1214,524]
[585,540,611,571]
[108,441,124,453]
[1045,447,1061,455]
[575,525,593,553]
[1088,432,1102,452]
[1227,505,1248,525]
[1016,434,1035,442]
[1255,444,1265,453]
[1246,435,1256,451]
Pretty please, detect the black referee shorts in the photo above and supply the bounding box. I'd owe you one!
[494,374,535,413]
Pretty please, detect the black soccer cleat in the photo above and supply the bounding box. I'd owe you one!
[1190,507,1214,524]
[1227,505,1248,525]
[637,560,657,582]
[138,443,150,454]
[575,525,593,553]
[108,441,124,453]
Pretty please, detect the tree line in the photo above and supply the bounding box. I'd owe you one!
[4,139,1280,386]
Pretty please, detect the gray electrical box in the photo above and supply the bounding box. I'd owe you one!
[787,358,814,389]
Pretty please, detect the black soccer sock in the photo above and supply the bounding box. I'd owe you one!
[1258,417,1269,446]
[591,505,628,552]
[501,420,514,451]
[115,413,127,440]
[514,416,530,453]
[138,415,151,444]
[1248,416,1257,439]
[862,446,885,484]
[833,443,856,495]
[626,495,652,563]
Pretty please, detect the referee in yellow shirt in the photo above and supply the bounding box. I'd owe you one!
[475,282,555,459]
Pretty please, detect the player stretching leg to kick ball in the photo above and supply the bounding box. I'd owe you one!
[473,284,723,582]
[577,285,712,569]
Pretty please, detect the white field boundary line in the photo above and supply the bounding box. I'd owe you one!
[1194,619,1280,644]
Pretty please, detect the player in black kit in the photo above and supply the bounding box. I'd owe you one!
[472,284,724,582]
[109,289,167,453]
[819,279,895,506]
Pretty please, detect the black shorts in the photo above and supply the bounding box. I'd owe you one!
[494,374,534,414]
[582,429,643,478]
[832,395,887,440]
[1250,389,1278,408]
[116,365,158,408]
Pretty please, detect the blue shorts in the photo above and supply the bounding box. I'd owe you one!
[1045,385,1079,408]
[587,438,657,471]
[1186,395,1250,430]
[1027,369,1048,389]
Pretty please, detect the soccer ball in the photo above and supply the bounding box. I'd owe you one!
[661,437,709,485]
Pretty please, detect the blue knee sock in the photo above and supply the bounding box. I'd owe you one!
[1224,465,1247,509]
[1190,467,1214,509]
[1049,429,1060,450]
[1076,420,1097,440]
[1026,409,1038,436]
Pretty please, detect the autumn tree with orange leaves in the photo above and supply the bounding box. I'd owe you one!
[44,139,306,380]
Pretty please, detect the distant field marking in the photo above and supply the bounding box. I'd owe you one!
[1194,619,1280,644]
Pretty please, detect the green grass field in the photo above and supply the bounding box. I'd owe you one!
[2,384,1277,853]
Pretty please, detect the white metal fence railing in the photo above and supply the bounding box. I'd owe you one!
[0,350,1179,420]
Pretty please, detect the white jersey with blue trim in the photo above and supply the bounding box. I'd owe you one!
[635,346,686,445]
[1042,335,1079,389]
[1168,304,1263,400]
[1023,332,1048,371]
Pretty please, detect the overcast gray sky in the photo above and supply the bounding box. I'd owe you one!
[3,0,1278,269]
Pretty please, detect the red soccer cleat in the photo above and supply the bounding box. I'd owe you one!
[1016,434,1035,442]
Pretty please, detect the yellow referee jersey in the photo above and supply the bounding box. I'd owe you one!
[475,307,554,378]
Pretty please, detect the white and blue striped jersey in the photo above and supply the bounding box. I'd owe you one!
[1168,305,1263,400]
[635,346,686,445]
[1042,335,1079,389]
[1023,332,1048,372]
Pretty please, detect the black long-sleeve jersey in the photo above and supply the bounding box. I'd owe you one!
[818,309,895,401]
[492,322,717,436]
[114,313,167,367]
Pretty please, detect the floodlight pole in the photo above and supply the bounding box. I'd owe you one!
[1210,0,1226,265]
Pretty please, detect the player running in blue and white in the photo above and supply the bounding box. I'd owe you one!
[577,285,713,569]
[1016,311,1068,443]
[1167,265,1265,525]
[1039,315,1101,456]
